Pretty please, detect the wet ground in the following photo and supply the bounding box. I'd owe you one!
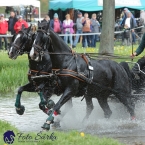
[0,93,145,145]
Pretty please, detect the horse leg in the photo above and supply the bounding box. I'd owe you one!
[117,94,135,118]
[52,98,73,128]
[38,91,47,105]
[97,96,112,118]
[42,88,77,130]
[83,94,94,121]
[15,83,35,115]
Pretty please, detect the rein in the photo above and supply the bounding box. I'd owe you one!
[12,43,20,49]
[11,31,32,56]
[28,69,51,76]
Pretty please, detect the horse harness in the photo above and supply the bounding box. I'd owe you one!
[51,53,118,94]
[33,29,119,95]
[11,31,33,56]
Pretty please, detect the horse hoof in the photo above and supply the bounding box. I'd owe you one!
[41,122,50,130]
[16,105,25,115]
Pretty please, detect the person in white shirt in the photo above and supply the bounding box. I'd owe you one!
[62,14,74,48]
[123,12,135,46]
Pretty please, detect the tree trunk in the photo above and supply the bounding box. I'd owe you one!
[99,0,115,54]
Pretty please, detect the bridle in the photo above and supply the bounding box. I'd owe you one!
[32,29,51,57]
[11,31,32,56]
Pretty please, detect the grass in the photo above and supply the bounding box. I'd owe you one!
[0,52,28,93]
[0,120,124,145]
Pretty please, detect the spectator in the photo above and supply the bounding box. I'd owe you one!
[90,13,100,48]
[63,14,74,48]
[82,13,91,48]
[123,24,131,46]
[72,12,84,48]
[0,14,8,50]
[8,11,18,35]
[41,15,50,23]
[120,8,137,44]
[50,13,62,34]
[122,12,136,46]
[120,8,137,26]
[32,7,38,18]
[14,15,28,34]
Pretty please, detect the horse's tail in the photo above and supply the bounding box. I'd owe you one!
[119,62,132,80]
[120,61,145,93]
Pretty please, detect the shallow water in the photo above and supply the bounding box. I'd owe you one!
[0,93,145,145]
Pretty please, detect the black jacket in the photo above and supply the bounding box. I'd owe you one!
[8,16,18,34]
[41,19,49,23]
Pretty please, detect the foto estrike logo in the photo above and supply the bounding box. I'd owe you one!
[3,130,15,144]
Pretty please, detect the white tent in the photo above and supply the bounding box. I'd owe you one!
[0,0,41,19]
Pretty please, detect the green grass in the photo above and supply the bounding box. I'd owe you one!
[0,120,124,145]
[0,52,28,93]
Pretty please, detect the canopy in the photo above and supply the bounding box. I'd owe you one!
[0,0,41,18]
[49,0,145,11]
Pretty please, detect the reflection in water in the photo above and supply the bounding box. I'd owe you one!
[0,94,145,144]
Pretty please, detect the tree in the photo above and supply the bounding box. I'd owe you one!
[99,0,115,54]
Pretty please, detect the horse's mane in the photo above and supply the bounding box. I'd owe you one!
[49,28,72,52]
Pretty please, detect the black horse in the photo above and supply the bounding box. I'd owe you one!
[8,25,60,116]
[29,22,135,130]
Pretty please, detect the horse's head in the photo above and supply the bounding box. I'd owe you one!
[8,25,33,59]
[30,21,50,61]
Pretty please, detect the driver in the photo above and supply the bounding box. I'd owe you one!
[131,33,145,74]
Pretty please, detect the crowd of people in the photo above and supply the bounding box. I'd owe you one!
[0,8,145,50]
[5,6,39,19]
[0,11,29,50]
[48,8,145,48]
[49,12,100,48]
